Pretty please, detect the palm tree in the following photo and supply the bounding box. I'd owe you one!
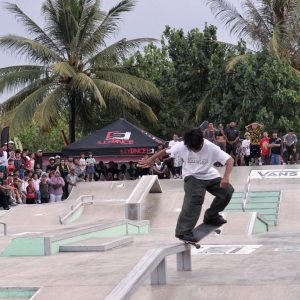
[0,0,160,142]
[205,0,300,70]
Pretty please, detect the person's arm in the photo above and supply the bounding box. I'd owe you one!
[138,149,168,168]
[221,157,234,188]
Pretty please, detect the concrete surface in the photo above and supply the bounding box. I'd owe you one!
[0,165,300,299]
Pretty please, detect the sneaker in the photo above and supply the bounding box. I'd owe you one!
[176,232,198,243]
[204,215,227,227]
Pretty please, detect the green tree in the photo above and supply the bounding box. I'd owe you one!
[0,0,160,142]
[207,49,300,134]
[205,0,300,70]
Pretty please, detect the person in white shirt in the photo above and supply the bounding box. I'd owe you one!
[242,133,251,166]
[138,127,234,243]
[168,134,182,178]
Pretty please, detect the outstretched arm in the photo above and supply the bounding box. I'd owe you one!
[137,149,168,168]
[220,157,234,188]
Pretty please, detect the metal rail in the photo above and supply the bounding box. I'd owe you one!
[105,243,191,300]
[59,195,94,224]
[242,174,251,212]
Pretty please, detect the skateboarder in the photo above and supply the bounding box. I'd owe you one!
[138,127,234,243]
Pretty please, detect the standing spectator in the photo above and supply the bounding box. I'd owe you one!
[260,132,270,165]
[66,169,79,194]
[236,141,243,166]
[245,122,263,165]
[46,157,57,173]
[79,153,87,178]
[40,174,50,204]
[29,152,35,172]
[242,133,251,166]
[21,150,31,172]
[169,134,180,148]
[283,130,297,162]
[86,153,96,182]
[7,141,14,157]
[269,132,282,165]
[58,159,70,179]
[203,123,217,144]
[0,147,8,174]
[224,122,239,165]
[26,179,36,204]
[74,158,85,181]
[32,173,41,204]
[35,149,43,170]
[55,155,61,167]
[14,150,25,179]
[66,156,75,170]
[168,134,181,177]
[48,170,65,202]
[216,124,226,151]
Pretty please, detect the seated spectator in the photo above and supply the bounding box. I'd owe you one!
[152,158,170,179]
[0,186,10,210]
[7,159,15,174]
[26,179,36,204]
[127,161,138,180]
[48,170,65,202]
[40,174,50,204]
[120,164,130,180]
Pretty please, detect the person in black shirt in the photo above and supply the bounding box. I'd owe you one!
[224,122,239,165]
[269,132,282,165]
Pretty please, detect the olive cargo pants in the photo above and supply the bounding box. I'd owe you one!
[175,176,234,236]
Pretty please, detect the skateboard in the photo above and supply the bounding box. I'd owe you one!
[180,223,222,249]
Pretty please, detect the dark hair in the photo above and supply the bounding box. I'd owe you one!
[183,128,204,151]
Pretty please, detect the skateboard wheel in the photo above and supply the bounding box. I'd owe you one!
[195,244,201,249]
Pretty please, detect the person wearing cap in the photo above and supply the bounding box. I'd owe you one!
[7,141,14,157]
[55,155,61,167]
[46,157,57,173]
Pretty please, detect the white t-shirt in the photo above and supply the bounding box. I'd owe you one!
[166,140,230,180]
[168,140,180,148]
[242,139,251,156]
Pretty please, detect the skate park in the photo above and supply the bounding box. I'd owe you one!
[0,165,300,300]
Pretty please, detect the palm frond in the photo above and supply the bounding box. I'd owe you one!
[0,77,55,112]
[205,0,251,37]
[0,35,62,63]
[4,2,61,54]
[0,65,44,76]
[195,90,214,123]
[0,69,48,94]
[89,38,157,65]
[34,85,65,130]
[81,0,136,55]
[51,61,76,77]
[95,70,160,101]
[72,73,106,107]
[8,82,55,130]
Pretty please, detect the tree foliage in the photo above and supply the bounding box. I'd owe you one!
[0,0,160,142]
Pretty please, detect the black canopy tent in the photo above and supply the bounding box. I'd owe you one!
[62,118,164,159]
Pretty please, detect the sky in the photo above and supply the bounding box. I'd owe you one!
[0,0,242,100]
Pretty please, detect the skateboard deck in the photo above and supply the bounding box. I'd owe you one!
[181,223,222,249]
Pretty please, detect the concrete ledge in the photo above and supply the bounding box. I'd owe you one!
[2,220,149,257]
[125,175,162,220]
[59,236,133,252]
[0,287,39,298]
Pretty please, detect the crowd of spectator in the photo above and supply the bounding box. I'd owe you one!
[0,142,154,210]
[203,121,298,166]
[0,122,297,210]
